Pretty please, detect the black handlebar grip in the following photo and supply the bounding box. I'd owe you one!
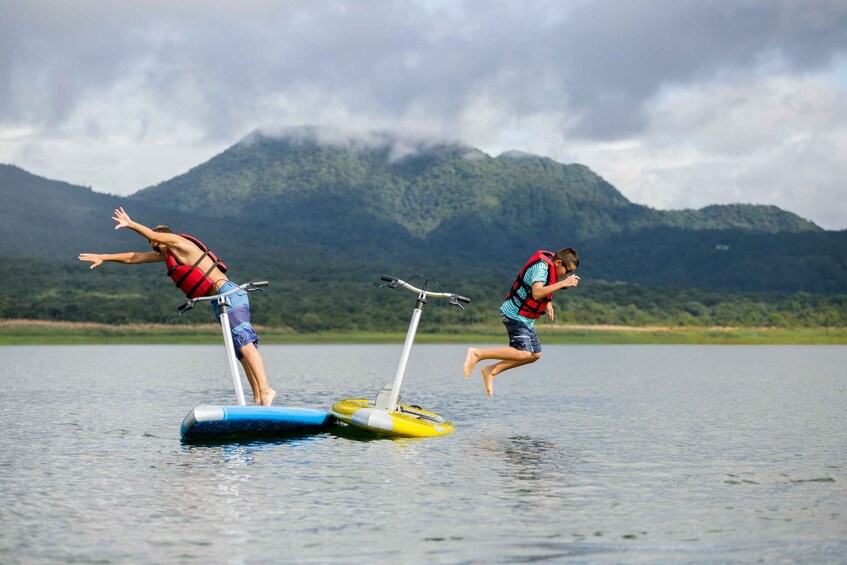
[380,275,394,282]
[456,295,471,304]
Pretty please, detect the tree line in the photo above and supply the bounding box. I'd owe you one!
[3,256,844,332]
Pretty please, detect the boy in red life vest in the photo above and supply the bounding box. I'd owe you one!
[463,248,580,396]
[79,207,277,406]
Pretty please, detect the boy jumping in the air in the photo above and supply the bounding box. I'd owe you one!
[463,248,580,396]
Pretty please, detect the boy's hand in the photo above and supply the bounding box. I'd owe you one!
[546,302,555,321]
[112,207,132,230]
[562,275,580,289]
[78,253,103,269]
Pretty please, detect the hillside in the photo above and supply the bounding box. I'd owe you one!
[0,164,214,260]
[130,128,820,241]
[1,128,843,297]
[0,164,123,258]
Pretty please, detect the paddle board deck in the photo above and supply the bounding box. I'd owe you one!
[331,398,454,438]
[181,405,332,441]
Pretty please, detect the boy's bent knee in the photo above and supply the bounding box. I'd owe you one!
[513,349,534,361]
[529,352,542,362]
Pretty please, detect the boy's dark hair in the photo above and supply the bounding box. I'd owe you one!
[152,225,174,234]
[556,247,580,269]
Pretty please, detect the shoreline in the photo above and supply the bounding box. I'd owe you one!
[2,319,845,345]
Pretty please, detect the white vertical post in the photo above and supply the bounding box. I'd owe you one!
[217,295,246,406]
[387,306,423,411]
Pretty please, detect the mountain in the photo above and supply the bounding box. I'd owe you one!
[0,163,255,261]
[130,128,820,240]
[1,127,844,296]
[0,164,120,257]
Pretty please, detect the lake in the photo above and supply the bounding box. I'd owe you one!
[1,344,845,563]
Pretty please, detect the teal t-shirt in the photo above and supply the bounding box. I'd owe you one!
[500,261,549,328]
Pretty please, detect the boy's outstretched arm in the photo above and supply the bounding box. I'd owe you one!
[112,207,186,249]
[79,251,164,269]
[78,207,176,269]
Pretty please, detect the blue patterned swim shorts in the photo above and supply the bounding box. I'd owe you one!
[211,281,260,360]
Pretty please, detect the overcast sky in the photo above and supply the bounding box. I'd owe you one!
[2,0,845,229]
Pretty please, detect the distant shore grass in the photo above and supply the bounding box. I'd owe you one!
[1,319,845,345]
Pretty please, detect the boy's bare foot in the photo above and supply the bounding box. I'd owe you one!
[259,387,276,406]
[480,365,495,397]
[463,348,479,378]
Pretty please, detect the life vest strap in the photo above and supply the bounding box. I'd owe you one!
[181,234,227,274]
[174,250,209,288]
[186,261,219,298]
[164,233,228,298]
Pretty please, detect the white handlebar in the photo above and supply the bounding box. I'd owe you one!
[380,276,471,304]
[178,281,268,313]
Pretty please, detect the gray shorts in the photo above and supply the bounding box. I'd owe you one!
[501,313,541,353]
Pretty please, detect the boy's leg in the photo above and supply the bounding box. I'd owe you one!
[223,293,276,406]
[464,346,533,377]
[239,343,276,406]
[466,316,542,396]
[240,358,261,404]
[480,353,541,397]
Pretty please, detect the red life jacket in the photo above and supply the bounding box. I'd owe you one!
[504,250,558,319]
[164,234,228,298]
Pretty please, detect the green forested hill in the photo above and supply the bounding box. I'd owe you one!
[0,164,211,260]
[129,129,820,240]
[1,127,845,330]
[120,128,839,293]
[0,164,125,259]
[129,131,636,239]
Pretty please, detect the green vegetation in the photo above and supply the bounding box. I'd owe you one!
[1,129,845,345]
[3,256,845,344]
[3,320,845,345]
[129,132,820,237]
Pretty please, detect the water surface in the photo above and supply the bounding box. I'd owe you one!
[1,345,845,563]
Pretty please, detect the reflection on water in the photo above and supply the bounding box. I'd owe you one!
[499,435,562,480]
[0,344,845,563]
[475,434,573,492]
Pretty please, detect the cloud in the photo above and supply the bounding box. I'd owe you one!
[548,0,847,139]
[615,72,847,229]
[246,124,469,164]
[6,1,843,138]
[0,0,845,227]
